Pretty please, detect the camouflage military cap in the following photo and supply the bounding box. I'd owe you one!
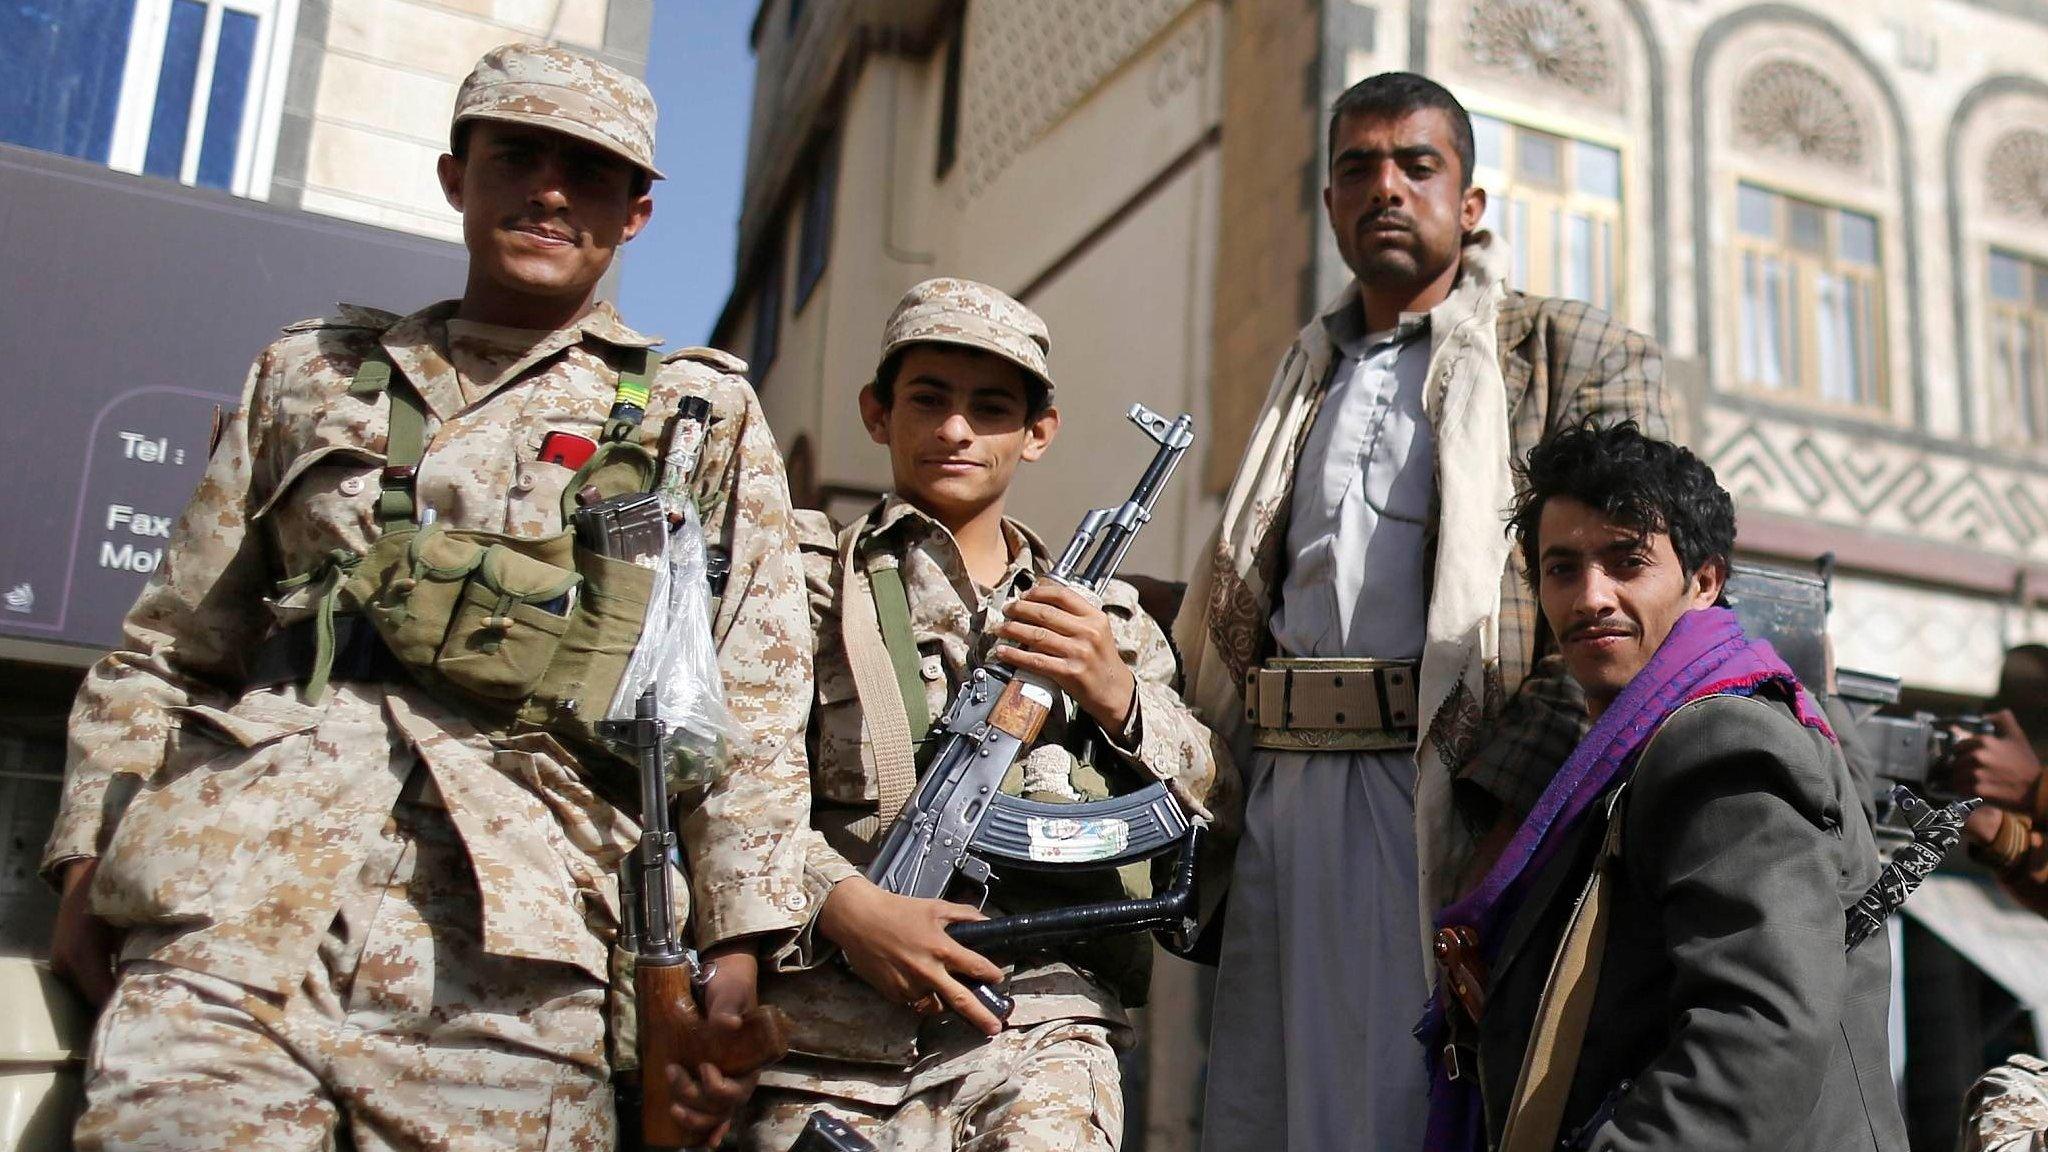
[878,278,1054,396]
[453,43,663,180]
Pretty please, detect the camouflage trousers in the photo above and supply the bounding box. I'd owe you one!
[738,1019,1123,1152]
[74,794,613,1152]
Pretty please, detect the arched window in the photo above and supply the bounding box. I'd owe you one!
[1427,0,1664,332]
[1471,112,1625,312]
[1986,244,2048,441]
[1949,89,2048,446]
[1708,29,1901,419]
[1730,177,1883,406]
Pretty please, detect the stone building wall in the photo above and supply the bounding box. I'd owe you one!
[1203,0,1326,494]
[269,0,651,240]
[1204,0,2048,697]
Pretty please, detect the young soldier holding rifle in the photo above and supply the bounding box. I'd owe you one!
[737,279,1218,1151]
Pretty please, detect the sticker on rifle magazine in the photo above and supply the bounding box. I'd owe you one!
[1025,815,1131,863]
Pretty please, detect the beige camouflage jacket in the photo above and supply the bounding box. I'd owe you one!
[1965,1054,2048,1152]
[756,496,1213,1097]
[45,299,814,996]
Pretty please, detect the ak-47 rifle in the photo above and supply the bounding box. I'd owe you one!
[1723,561,1986,946]
[1832,667,1992,810]
[604,686,791,1149]
[1723,562,1993,813]
[863,404,1207,1016]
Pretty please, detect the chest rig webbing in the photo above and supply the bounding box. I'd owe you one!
[281,344,668,762]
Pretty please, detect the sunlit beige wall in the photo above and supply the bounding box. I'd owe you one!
[738,0,1227,584]
[290,0,620,240]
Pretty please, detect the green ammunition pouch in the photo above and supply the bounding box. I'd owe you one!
[278,348,668,764]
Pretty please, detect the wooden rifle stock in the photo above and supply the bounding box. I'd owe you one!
[1434,925,1487,1021]
[634,957,792,1149]
[605,686,792,1149]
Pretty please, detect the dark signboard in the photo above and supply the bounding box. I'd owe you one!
[0,143,467,655]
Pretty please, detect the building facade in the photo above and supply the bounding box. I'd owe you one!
[716,1,2048,1148]
[712,0,1228,586]
[716,0,2048,704]
[4,0,651,238]
[1306,0,2048,708]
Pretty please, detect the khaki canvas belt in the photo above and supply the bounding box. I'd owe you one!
[1245,657,1419,752]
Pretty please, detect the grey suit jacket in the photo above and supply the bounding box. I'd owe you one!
[1473,691,1909,1152]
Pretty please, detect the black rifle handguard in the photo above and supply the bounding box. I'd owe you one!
[946,825,1204,957]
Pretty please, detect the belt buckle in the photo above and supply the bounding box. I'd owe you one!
[1442,1042,1465,1082]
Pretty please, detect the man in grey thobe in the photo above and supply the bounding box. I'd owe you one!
[1203,313,1435,1151]
[1180,72,1669,1152]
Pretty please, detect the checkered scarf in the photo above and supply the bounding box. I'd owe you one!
[1174,234,1516,969]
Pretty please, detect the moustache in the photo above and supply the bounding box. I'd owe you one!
[1564,621,1640,644]
[1357,210,1415,233]
[505,218,577,242]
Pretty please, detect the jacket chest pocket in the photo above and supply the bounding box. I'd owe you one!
[256,445,385,570]
[504,458,578,535]
[810,657,875,804]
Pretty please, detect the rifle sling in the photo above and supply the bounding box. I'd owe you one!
[866,563,933,747]
[1499,787,1628,1152]
[837,516,928,844]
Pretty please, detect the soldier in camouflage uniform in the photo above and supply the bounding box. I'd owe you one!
[42,43,813,1151]
[1963,1055,2048,1152]
[735,280,1219,1151]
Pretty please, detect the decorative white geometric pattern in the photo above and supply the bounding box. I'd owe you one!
[957,0,1193,198]
[1462,0,1613,96]
[1708,406,2048,697]
[1704,407,2048,561]
[1830,574,2012,696]
[1987,129,2048,221]
[1147,16,1212,108]
[1732,59,1868,169]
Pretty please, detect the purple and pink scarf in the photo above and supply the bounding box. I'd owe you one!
[1417,605,1834,1151]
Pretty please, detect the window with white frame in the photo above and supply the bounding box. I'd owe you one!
[2,0,139,162]
[1731,181,1885,408]
[1470,112,1625,314]
[0,0,296,198]
[1988,250,2048,444]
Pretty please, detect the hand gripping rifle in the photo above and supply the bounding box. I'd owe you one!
[863,405,1206,1018]
[605,687,791,1150]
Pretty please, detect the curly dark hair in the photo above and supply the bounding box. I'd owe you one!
[1508,419,1735,586]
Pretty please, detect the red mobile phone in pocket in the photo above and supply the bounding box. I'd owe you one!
[538,431,599,470]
